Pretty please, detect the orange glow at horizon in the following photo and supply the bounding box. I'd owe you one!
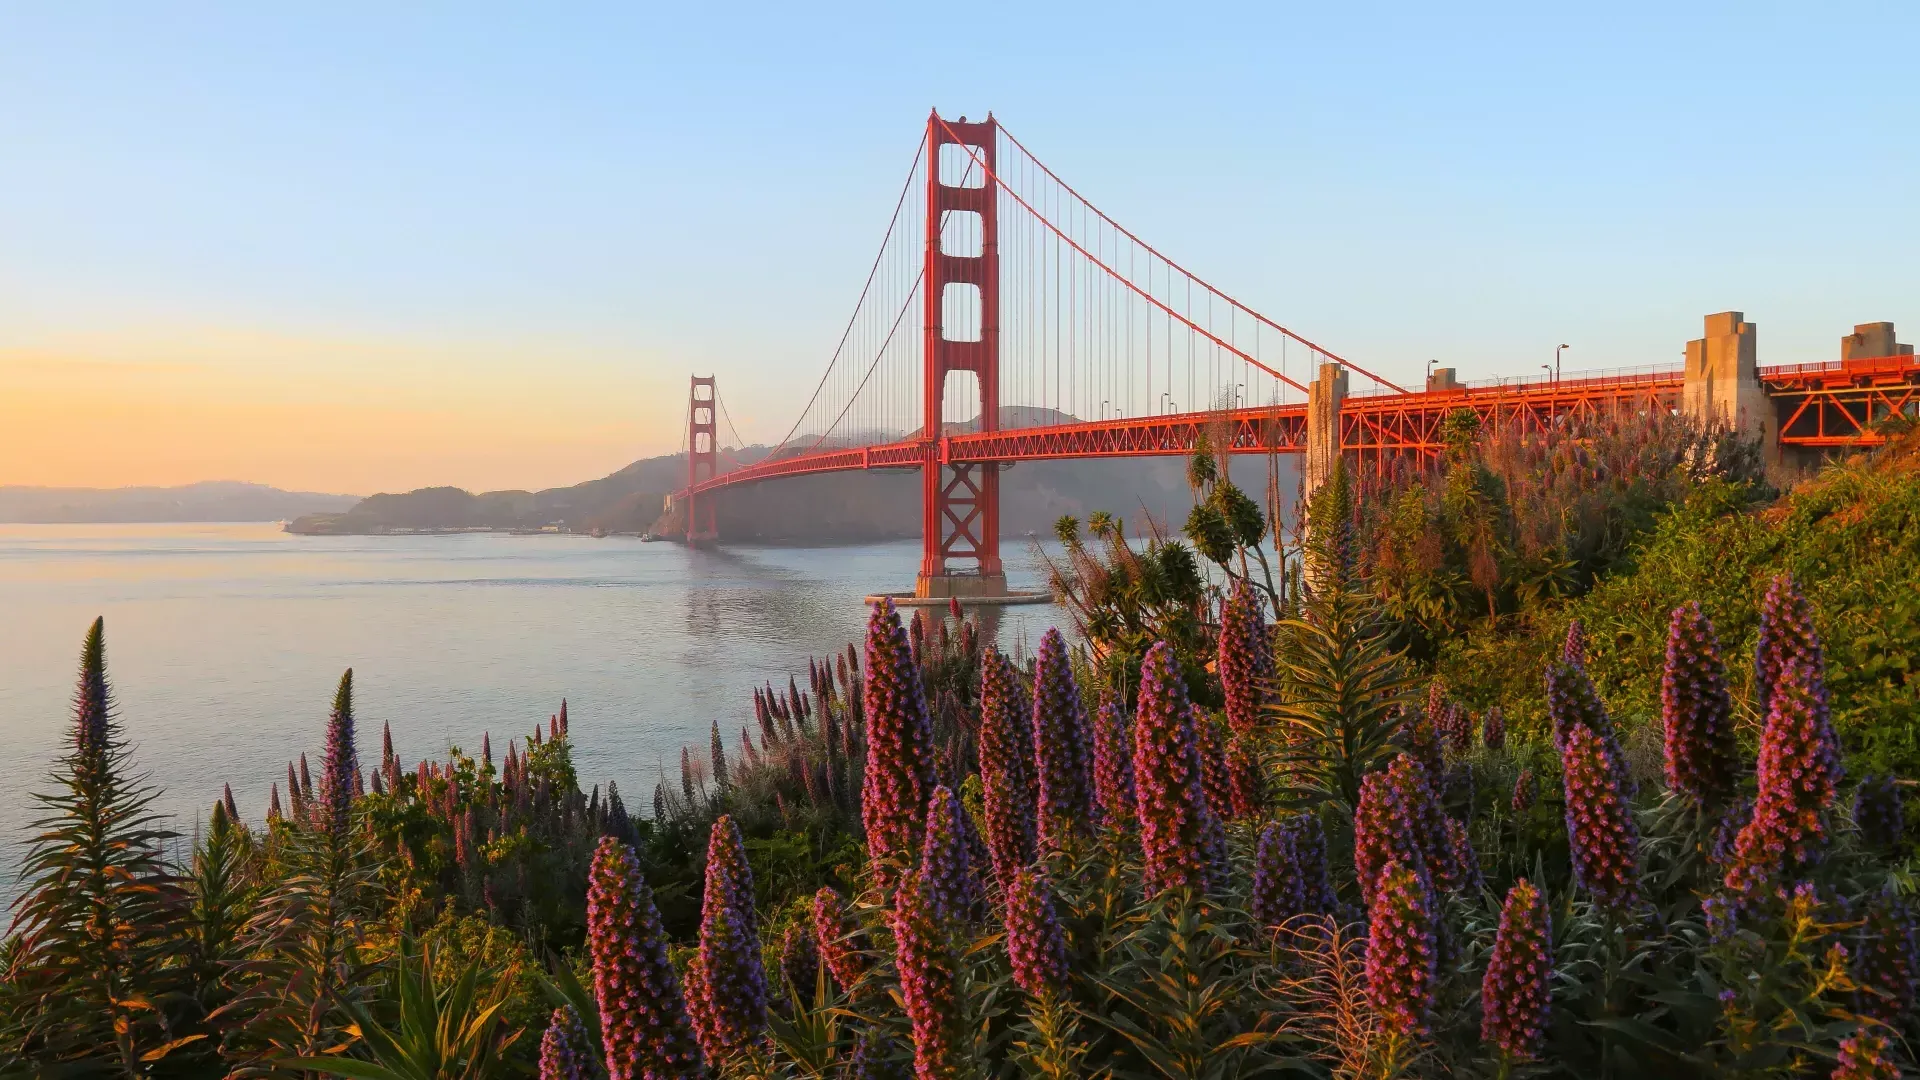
[0,326,687,495]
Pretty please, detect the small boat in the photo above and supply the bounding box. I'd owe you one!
[640,532,661,543]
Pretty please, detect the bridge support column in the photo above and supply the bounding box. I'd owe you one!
[1303,361,1347,509]
[916,111,1008,600]
[1683,312,1776,467]
[685,376,718,544]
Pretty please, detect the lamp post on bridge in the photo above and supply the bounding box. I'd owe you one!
[1556,343,1570,385]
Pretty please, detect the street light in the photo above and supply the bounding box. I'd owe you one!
[1556,343,1570,384]
[1426,359,1437,386]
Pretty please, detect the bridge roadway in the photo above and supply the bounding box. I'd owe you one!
[680,354,1920,501]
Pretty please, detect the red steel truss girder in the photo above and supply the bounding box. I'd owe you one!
[678,357,1920,499]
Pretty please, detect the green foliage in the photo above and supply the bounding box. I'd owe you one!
[1046,512,1215,706]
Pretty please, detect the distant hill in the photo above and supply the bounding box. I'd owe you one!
[290,408,1297,543]
[0,482,360,523]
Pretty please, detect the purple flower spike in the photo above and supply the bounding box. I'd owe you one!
[1855,775,1904,851]
[1563,620,1589,667]
[1198,718,1234,821]
[781,922,820,1003]
[1404,700,1444,785]
[1438,704,1474,758]
[1365,858,1438,1038]
[1562,722,1641,910]
[1133,641,1217,897]
[1832,1030,1899,1080]
[1483,707,1505,751]
[1217,579,1271,735]
[891,860,966,1079]
[538,1005,595,1080]
[689,815,768,1063]
[587,837,703,1080]
[1004,865,1070,1000]
[1250,821,1305,927]
[919,785,981,923]
[1547,660,1627,786]
[319,669,358,838]
[1092,693,1137,827]
[812,887,868,994]
[1287,813,1339,915]
[1480,878,1552,1062]
[1353,754,1444,904]
[1754,573,1822,716]
[978,650,1037,891]
[1662,602,1738,803]
[1032,628,1094,850]
[1856,888,1918,1023]
[1511,769,1535,814]
[862,598,937,888]
[1445,817,1484,894]
[1226,733,1266,821]
[1724,654,1842,894]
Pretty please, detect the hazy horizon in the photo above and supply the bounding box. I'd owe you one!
[6,3,1915,494]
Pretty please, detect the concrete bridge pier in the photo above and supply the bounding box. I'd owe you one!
[1682,311,1776,466]
[1299,361,1348,585]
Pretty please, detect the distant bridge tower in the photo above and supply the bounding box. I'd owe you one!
[918,111,1006,599]
[685,376,718,543]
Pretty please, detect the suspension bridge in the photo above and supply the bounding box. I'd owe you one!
[661,111,1920,603]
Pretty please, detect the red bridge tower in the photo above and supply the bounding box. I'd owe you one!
[917,111,1006,599]
[685,375,718,544]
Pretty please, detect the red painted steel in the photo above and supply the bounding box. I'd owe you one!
[678,357,1920,503]
[921,112,1002,584]
[685,376,718,542]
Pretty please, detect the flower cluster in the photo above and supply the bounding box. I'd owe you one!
[1563,619,1589,666]
[1032,628,1094,850]
[891,848,967,1079]
[1405,695,1445,783]
[920,785,981,923]
[1133,641,1217,897]
[1832,1030,1899,1080]
[1856,888,1918,1023]
[862,598,936,886]
[1226,733,1266,821]
[1547,659,1624,771]
[1445,817,1483,894]
[1753,573,1822,713]
[318,669,358,838]
[1288,813,1340,915]
[978,649,1038,889]
[1724,648,1842,894]
[1354,754,1442,903]
[1217,579,1271,735]
[1561,721,1641,910]
[1365,858,1438,1038]
[1250,821,1305,927]
[1483,706,1505,751]
[1092,692,1137,826]
[1197,718,1234,822]
[780,921,820,1003]
[1480,878,1552,1062]
[587,837,703,1080]
[813,887,868,994]
[1511,768,1534,813]
[688,816,768,1064]
[1004,865,1070,999]
[1854,774,1904,852]
[1438,704,1473,757]
[538,1005,596,1080]
[1662,601,1738,803]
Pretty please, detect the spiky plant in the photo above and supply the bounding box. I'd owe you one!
[1217,578,1271,735]
[1133,641,1217,897]
[1365,858,1437,1040]
[1725,653,1842,895]
[539,1004,597,1080]
[1250,821,1305,927]
[1753,573,1821,714]
[1268,460,1416,809]
[2,618,186,1072]
[892,835,968,1078]
[1005,865,1069,1000]
[813,887,868,995]
[687,815,768,1064]
[586,837,702,1080]
[862,597,937,890]
[1662,601,1739,804]
[1562,721,1641,911]
[1091,692,1137,826]
[1032,628,1095,850]
[1480,878,1551,1063]
[180,797,257,1033]
[779,922,820,1006]
[978,649,1038,890]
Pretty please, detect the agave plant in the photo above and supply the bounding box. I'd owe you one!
[282,935,524,1079]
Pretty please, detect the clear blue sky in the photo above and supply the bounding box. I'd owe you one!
[3,2,1914,492]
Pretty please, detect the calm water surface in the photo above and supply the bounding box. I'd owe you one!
[0,524,1063,900]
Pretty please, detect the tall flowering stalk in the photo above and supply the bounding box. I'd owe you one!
[318,669,358,839]
[1512,769,1535,813]
[1856,888,1918,1023]
[1032,628,1094,850]
[813,887,868,994]
[1662,602,1738,804]
[1226,733,1266,820]
[1250,821,1304,927]
[1483,706,1505,751]
[1217,578,1271,735]
[1197,719,1234,822]
[1724,654,1842,894]
[780,922,820,1003]
[892,846,968,1078]
[539,1005,596,1080]
[862,598,937,888]
[1004,865,1070,1000]
[688,815,768,1064]
[1753,573,1821,714]
[1354,754,1447,902]
[1854,775,1904,852]
[978,649,1038,889]
[1548,657,1631,794]
[1287,813,1339,915]
[1091,693,1137,826]
[1563,619,1589,666]
[1562,721,1641,911]
[1365,858,1438,1038]
[1132,641,1216,897]
[1480,878,1552,1062]
[587,836,702,1080]
[1445,818,1483,894]
[920,785,981,922]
